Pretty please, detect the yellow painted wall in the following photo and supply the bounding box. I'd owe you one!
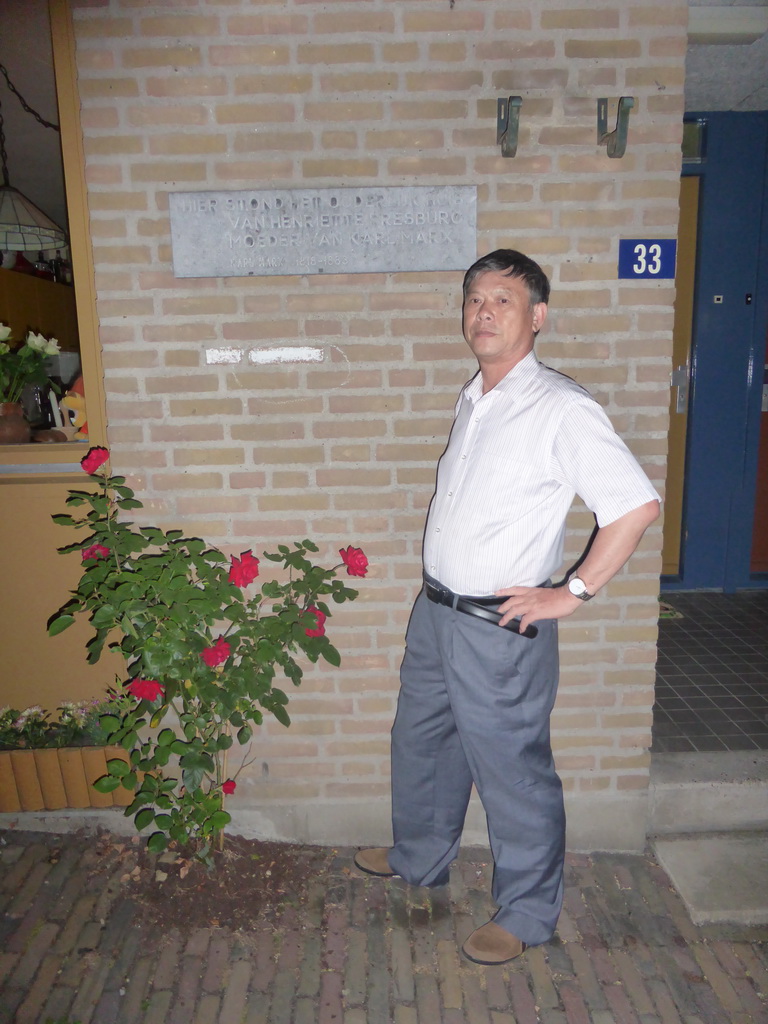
[0,475,125,711]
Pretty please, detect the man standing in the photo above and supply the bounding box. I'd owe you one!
[354,250,660,965]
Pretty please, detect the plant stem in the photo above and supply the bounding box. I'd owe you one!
[103,472,124,572]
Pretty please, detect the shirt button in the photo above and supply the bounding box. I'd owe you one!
[435,527,441,533]
[461,454,467,460]
[447,491,453,497]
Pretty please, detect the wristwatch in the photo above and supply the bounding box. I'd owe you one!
[567,576,594,601]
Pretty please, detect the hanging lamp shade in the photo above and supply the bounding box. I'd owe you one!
[0,183,67,252]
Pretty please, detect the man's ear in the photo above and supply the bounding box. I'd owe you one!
[531,302,548,333]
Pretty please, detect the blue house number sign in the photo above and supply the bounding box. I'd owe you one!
[618,238,677,279]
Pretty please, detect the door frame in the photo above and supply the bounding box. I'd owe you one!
[662,112,768,593]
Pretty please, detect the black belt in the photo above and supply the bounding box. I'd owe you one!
[424,581,538,639]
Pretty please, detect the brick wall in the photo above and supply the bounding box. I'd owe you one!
[70,0,686,851]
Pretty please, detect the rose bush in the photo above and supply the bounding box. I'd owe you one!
[49,447,367,863]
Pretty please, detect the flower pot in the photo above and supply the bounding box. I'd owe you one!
[0,402,31,444]
[33,748,68,810]
[0,746,142,812]
[0,751,21,812]
[57,748,91,807]
[81,746,113,808]
[10,750,45,810]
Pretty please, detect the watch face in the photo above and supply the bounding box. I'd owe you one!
[569,577,587,596]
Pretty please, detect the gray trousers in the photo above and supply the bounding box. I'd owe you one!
[389,588,565,946]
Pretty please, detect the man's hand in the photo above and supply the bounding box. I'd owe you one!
[495,586,582,633]
[494,499,660,634]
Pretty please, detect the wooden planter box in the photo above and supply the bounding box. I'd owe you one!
[0,746,133,812]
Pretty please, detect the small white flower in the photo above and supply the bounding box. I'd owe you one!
[44,337,61,356]
[0,325,11,342]
[25,331,48,352]
[14,705,46,730]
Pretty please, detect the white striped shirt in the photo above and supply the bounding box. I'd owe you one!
[422,351,660,595]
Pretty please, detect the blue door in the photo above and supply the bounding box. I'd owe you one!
[663,112,768,593]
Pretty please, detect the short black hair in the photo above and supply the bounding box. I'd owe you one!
[462,249,550,306]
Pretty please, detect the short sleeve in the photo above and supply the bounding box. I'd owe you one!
[551,395,661,526]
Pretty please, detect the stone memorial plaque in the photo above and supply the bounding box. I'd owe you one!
[168,185,477,278]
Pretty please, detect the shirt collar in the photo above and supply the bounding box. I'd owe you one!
[463,350,540,404]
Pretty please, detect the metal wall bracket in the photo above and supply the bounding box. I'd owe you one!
[597,96,634,158]
[496,96,522,157]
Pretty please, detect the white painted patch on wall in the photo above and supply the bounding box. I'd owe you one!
[248,347,325,365]
[205,348,244,365]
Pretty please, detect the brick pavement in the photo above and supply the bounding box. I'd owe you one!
[1,829,766,1024]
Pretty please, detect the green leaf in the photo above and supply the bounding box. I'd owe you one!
[182,766,205,792]
[122,771,138,790]
[147,831,168,853]
[210,810,231,830]
[217,733,233,750]
[48,614,75,637]
[138,773,158,794]
[125,795,152,815]
[157,728,176,747]
[236,725,252,744]
[321,643,341,668]
[91,605,117,629]
[271,704,291,728]
[93,774,121,794]
[99,714,120,734]
[134,808,155,830]
[155,746,171,767]
[168,822,186,843]
[51,513,76,525]
[107,758,130,778]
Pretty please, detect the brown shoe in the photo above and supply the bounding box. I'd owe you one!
[461,921,527,966]
[353,847,398,878]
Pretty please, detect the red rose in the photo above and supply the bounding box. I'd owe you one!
[81,543,110,562]
[228,550,260,587]
[339,545,368,577]
[127,678,164,702]
[201,636,231,668]
[222,779,236,795]
[304,605,327,637]
[80,447,110,474]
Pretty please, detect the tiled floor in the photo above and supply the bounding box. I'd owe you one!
[652,590,768,753]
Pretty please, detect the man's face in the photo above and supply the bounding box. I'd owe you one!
[462,270,547,374]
